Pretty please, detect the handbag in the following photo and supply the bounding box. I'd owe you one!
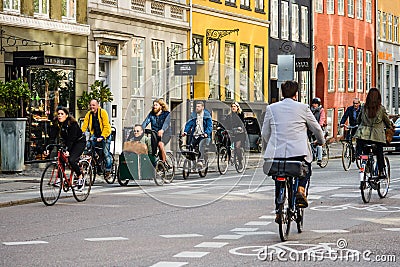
[123,141,148,154]
[386,127,395,144]
[263,159,309,178]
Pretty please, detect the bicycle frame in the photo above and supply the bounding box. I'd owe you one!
[55,148,75,189]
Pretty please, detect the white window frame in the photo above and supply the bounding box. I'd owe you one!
[151,40,164,98]
[169,43,183,99]
[270,64,278,80]
[255,0,264,11]
[239,44,249,101]
[328,46,335,92]
[300,71,310,104]
[315,0,323,13]
[388,14,393,42]
[281,1,289,40]
[129,98,145,126]
[338,0,344,16]
[366,0,372,23]
[3,0,20,12]
[383,13,387,40]
[356,0,363,20]
[348,0,354,18]
[270,0,279,38]
[338,46,345,92]
[348,47,355,92]
[337,108,345,136]
[327,0,334,15]
[62,0,76,22]
[131,37,145,97]
[254,46,264,102]
[378,11,381,39]
[326,108,334,138]
[366,51,372,92]
[34,0,49,16]
[357,49,364,93]
[240,0,250,8]
[291,4,299,42]
[208,41,220,100]
[395,17,399,43]
[224,42,235,101]
[301,6,309,44]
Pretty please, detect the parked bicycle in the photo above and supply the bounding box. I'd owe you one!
[40,144,93,206]
[264,159,309,241]
[216,127,247,174]
[340,125,361,171]
[359,144,390,203]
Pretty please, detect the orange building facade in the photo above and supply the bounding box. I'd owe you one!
[313,0,376,140]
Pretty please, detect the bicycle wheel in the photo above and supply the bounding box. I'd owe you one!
[163,152,175,184]
[278,181,291,242]
[341,142,352,171]
[73,160,93,202]
[296,208,304,233]
[378,157,390,198]
[40,163,62,206]
[104,158,116,184]
[182,159,190,179]
[319,144,329,168]
[154,161,166,186]
[360,171,372,203]
[217,146,229,175]
[117,165,129,186]
[198,160,208,177]
[234,148,246,173]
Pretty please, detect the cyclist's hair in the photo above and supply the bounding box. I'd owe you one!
[365,88,382,118]
[55,106,77,125]
[153,98,169,112]
[134,124,144,130]
[196,100,205,107]
[281,80,299,98]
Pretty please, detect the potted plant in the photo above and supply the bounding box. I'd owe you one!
[77,80,113,110]
[0,78,31,172]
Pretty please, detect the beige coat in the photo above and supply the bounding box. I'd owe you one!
[354,105,391,144]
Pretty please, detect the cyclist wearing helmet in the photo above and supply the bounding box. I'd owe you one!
[310,97,326,166]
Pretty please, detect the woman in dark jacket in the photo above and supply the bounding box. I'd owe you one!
[224,102,246,165]
[49,107,86,187]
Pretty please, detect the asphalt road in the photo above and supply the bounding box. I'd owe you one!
[1,154,400,266]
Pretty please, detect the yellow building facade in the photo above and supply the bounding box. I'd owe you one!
[190,0,269,119]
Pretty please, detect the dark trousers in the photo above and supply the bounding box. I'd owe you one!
[68,139,86,177]
[357,139,385,172]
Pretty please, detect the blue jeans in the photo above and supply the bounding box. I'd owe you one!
[89,135,112,172]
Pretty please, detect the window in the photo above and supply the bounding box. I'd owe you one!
[3,0,19,11]
[326,108,334,138]
[239,44,249,101]
[300,72,309,104]
[224,43,235,100]
[328,46,335,92]
[254,47,264,102]
[337,108,344,136]
[301,6,309,43]
[169,43,183,99]
[327,0,334,15]
[366,0,372,23]
[315,0,323,13]
[281,1,289,40]
[385,65,391,110]
[388,14,393,42]
[338,0,344,16]
[226,0,235,5]
[383,13,387,40]
[129,99,145,126]
[366,51,372,92]
[255,0,263,11]
[378,11,381,39]
[34,0,48,15]
[131,38,145,96]
[62,0,76,21]
[270,64,278,80]
[291,4,299,42]
[348,47,354,92]
[151,40,164,98]
[240,0,250,9]
[270,0,279,38]
[208,41,220,100]
[395,17,399,43]
[192,35,204,60]
[348,0,354,18]
[338,46,345,92]
[356,0,363,20]
[357,49,363,92]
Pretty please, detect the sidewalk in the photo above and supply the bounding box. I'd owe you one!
[0,142,344,207]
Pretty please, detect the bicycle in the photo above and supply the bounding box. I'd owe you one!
[359,144,391,203]
[310,140,329,168]
[179,133,211,179]
[340,125,361,171]
[216,128,247,174]
[264,159,309,241]
[40,144,93,206]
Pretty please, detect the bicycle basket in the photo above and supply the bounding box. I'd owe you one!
[263,159,308,178]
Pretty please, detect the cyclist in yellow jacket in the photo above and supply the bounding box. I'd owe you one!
[81,99,112,178]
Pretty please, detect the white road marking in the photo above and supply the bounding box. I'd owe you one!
[383,228,400,231]
[391,194,400,199]
[330,193,360,198]
[311,229,350,233]
[234,231,275,235]
[160,234,203,238]
[173,251,210,258]
[310,186,341,193]
[308,195,322,200]
[213,234,243,240]
[170,189,206,195]
[3,241,48,246]
[259,215,275,220]
[245,221,271,226]
[149,262,188,267]
[230,228,258,232]
[84,237,129,242]
[194,242,229,248]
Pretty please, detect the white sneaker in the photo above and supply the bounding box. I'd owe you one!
[76,178,85,191]
[196,160,203,169]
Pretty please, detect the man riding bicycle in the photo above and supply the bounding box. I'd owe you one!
[262,81,325,223]
[340,98,362,139]
[81,99,113,179]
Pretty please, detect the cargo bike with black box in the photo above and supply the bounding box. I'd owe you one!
[117,129,175,186]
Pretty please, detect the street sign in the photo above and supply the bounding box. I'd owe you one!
[13,51,45,66]
[174,60,197,76]
[295,57,311,71]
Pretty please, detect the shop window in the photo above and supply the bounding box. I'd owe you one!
[254,46,264,102]
[239,44,249,101]
[224,42,235,100]
[208,41,220,99]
